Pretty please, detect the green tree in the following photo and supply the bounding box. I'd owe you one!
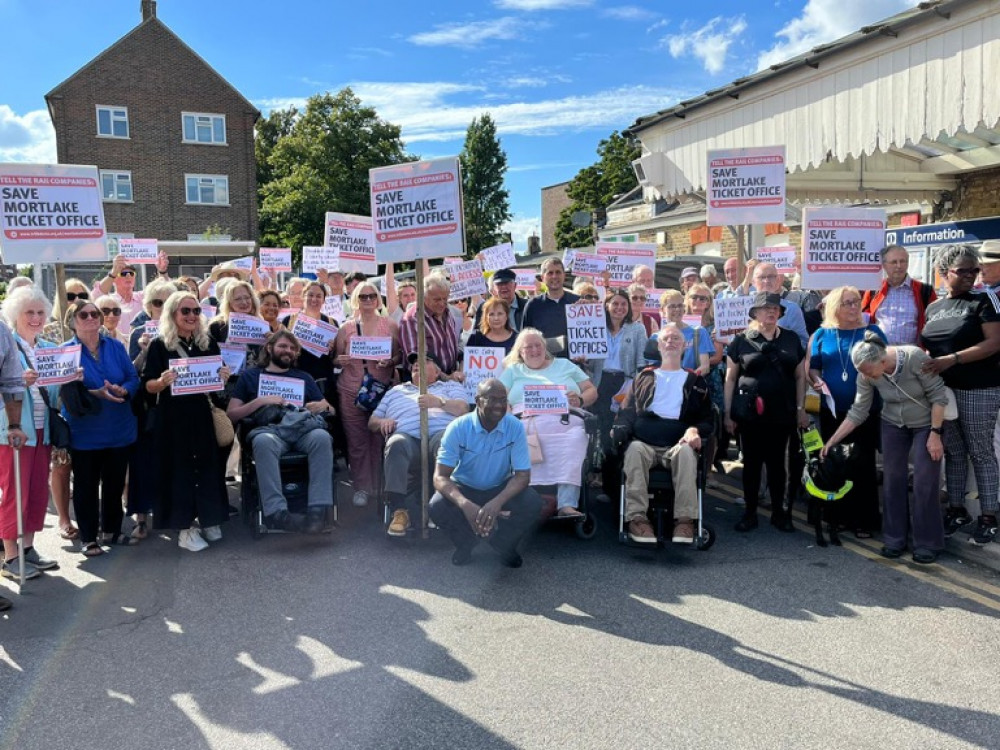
[257,88,414,254]
[554,131,640,250]
[255,106,297,189]
[459,114,510,257]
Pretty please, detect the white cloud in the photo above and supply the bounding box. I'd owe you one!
[0,106,56,163]
[756,0,915,70]
[664,16,748,74]
[257,82,686,146]
[646,18,669,33]
[495,0,592,9]
[508,162,580,172]
[503,214,541,250]
[603,6,657,21]
[408,17,532,48]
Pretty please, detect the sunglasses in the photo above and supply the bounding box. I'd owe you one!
[66,292,89,301]
[149,298,165,308]
[281,301,291,308]
[690,295,710,302]
[100,307,122,316]
[581,294,601,301]
[76,310,101,320]
[178,306,201,316]
[120,270,136,277]
[950,267,981,277]
[358,293,379,301]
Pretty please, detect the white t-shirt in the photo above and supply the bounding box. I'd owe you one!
[650,369,687,420]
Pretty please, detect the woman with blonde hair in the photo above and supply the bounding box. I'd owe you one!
[95,294,128,346]
[465,297,516,353]
[279,280,334,386]
[647,289,712,374]
[142,291,231,551]
[686,282,726,468]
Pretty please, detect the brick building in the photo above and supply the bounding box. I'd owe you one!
[540,180,572,253]
[44,0,259,277]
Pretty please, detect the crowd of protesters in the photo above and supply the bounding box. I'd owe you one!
[0,239,999,613]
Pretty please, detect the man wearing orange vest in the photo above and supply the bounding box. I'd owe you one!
[861,245,936,345]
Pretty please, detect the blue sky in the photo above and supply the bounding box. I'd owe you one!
[0,0,916,249]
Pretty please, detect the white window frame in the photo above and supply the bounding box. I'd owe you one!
[181,112,227,145]
[99,170,133,203]
[185,174,230,206]
[96,105,129,139]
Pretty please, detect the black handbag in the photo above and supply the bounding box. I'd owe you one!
[354,365,389,413]
[731,381,763,424]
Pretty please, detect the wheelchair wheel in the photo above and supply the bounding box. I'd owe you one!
[574,512,598,540]
[694,523,716,551]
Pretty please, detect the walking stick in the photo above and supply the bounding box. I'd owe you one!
[13,444,25,591]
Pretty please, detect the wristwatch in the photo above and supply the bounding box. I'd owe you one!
[108,272,118,279]
[930,426,944,435]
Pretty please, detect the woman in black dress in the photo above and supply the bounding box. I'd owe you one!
[143,291,231,552]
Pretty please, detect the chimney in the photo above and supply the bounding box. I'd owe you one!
[141,0,156,21]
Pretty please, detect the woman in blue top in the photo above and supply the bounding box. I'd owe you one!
[63,299,140,556]
[647,289,713,373]
[808,286,886,538]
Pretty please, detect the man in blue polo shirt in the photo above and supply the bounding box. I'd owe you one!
[430,379,542,567]
[521,257,579,357]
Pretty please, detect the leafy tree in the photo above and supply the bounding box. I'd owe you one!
[257,88,414,255]
[460,114,511,257]
[255,106,297,189]
[554,131,640,250]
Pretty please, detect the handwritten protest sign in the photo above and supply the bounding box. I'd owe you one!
[259,247,292,272]
[168,355,224,395]
[756,246,797,274]
[462,346,505,403]
[369,157,463,262]
[258,373,304,408]
[35,344,81,386]
[707,146,786,226]
[523,384,568,416]
[566,302,608,359]
[801,206,886,290]
[596,243,657,287]
[230,255,254,272]
[324,212,376,274]
[118,238,158,264]
[571,252,607,277]
[301,246,339,274]
[292,316,339,357]
[447,258,487,301]
[714,295,755,343]
[0,163,107,264]
[480,242,516,272]
[227,313,270,345]
[349,336,392,360]
[219,343,247,377]
[321,295,344,323]
[514,268,536,291]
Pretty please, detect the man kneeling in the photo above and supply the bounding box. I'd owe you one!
[227,331,336,534]
[369,353,469,537]
[613,323,714,544]
[430,379,542,567]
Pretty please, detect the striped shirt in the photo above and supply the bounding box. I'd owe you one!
[399,308,459,374]
[373,381,468,438]
[877,277,920,345]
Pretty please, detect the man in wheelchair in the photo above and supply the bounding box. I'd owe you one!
[226,331,336,534]
[368,353,470,537]
[612,323,714,544]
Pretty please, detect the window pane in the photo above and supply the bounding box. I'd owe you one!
[116,176,132,201]
[215,178,228,204]
[197,120,211,142]
[183,116,195,141]
[200,182,214,203]
[113,119,128,138]
[213,118,225,143]
[98,109,111,135]
[101,173,114,198]
[186,179,199,203]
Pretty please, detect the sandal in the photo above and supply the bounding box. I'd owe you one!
[59,524,79,540]
[81,542,104,557]
[130,521,148,540]
[104,533,138,547]
[556,507,585,519]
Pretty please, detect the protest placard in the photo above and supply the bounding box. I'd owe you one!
[462,346,505,403]
[292,315,339,357]
[562,248,578,270]
[144,319,160,339]
[258,373,305,408]
[321,296,344,323]
[714,296,755,343]
[682,315,703,328]
[571,252,607,277]
[596,243,657,287]
[707,146,786,226]
[301,245,339,274]
[756,246,798,274]
[35,344,81,386]
[644,289,668,312]
[201,303,217,318]
[324,212,376,274]
[219,343,247,377]
[513,268,536,291]
[801,206,887,290]
[117,238,158,264]
[259,247,292,272]
[479,242,516,272]
[369,157,463,262]
[447,258,487,301]
[523,384,568,416]
[230,255,254,272]
[566,302,608,359]
[168,355,224,395]
[349,336,393,360]
[0,163,107,264]
[227,313,270,345]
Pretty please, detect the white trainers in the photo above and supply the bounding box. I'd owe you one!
[201,525,222,542]
[352,490,369,507]
[178,528,208,552]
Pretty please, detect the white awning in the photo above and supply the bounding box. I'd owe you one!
[630,0,1000,198]
[157,240,256,258]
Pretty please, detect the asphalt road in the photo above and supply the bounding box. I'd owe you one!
[3,476,1000,750]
